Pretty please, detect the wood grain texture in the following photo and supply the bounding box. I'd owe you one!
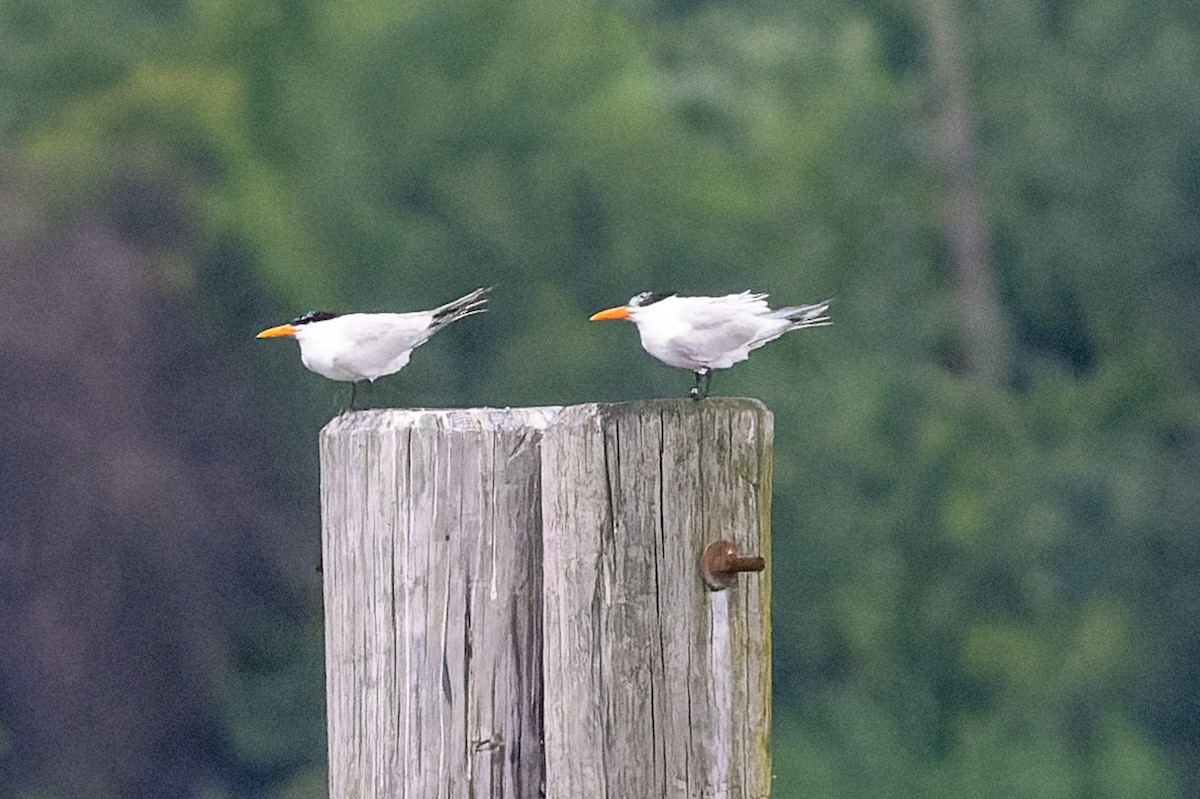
[540,399,773,799]
[320,407,560,799]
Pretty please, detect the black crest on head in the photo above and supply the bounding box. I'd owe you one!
[290,311,342,326]
[629,291,674,308]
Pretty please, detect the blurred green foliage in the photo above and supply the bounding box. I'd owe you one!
[4,0,1199,795]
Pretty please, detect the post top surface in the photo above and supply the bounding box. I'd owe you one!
[320,398,771,437]
[562,396,769,415]
[321,406,564,436]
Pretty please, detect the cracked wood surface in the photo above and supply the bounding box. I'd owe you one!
[320,400,772,799]
[320,407,559,799]
[541,399,773,799]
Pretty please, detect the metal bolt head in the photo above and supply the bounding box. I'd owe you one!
[701,539,765,591]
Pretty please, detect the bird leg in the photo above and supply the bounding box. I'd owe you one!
[689,368,713,401]
[345,381,360,413]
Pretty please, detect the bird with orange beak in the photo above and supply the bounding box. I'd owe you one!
[256,286,491,409]
[589,291,831,399]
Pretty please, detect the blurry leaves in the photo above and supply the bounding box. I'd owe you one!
[20,57,337,307]
[217,619,326,777]
[0,0,151,134]
[772,341,1194,795]
[1092,713,1180,799]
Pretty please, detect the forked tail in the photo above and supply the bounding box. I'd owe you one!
[431,286,493,329]
[776,299,832,331]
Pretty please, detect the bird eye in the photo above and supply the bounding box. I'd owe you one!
[632,292,673,307]
[291,311,341,325]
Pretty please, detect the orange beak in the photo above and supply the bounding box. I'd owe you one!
[256,323,297,339]
[589,306,631,322]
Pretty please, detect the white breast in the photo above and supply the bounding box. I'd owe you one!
[294,313,434,382]
[631,295,792,370]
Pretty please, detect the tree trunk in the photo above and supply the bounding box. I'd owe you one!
[921,0,1012,382]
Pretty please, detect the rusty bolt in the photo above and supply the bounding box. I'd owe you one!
[700,539,765,591]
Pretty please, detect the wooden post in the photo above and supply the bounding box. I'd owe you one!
[319,407,560,799]
[541,399,773,799]
[319,400,772,799]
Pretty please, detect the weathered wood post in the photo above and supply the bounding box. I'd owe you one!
[319,399,772,799]
[541,399,773,799]
[319,407,559,799]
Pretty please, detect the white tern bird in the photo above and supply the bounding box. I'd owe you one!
[257,286,491,408]
[589,291,831,399]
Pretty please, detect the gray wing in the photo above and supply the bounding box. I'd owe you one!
[671,296,787,366]
[334,312,437,379]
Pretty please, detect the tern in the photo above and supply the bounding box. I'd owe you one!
[256,286,491,408]
[589,291,831,399]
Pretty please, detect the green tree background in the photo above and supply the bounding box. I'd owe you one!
[1,0,1197,796]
